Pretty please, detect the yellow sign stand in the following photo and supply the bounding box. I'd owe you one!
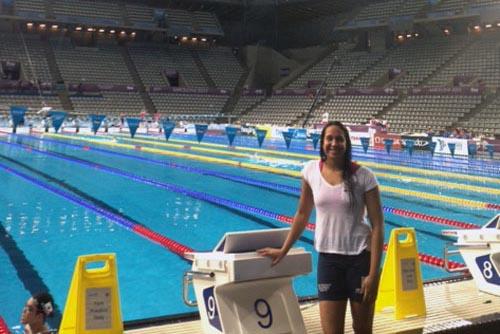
[59,254,123,334]
[375,228,426,319]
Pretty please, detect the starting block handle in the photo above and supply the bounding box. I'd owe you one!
[443,242,468,273]
[78,254,115,278]
[393,228,415,247]
[183,271,215,307]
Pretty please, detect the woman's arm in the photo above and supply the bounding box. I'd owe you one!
[257,178,314,265]
[362,186,384,302]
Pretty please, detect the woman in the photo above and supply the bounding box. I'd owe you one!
[258,121,384,334]
[20,292,54,334]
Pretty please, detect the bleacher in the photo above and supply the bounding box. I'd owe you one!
[384,94,482,133]
[196,47,243,89]
[52,0,122,26]
[309,95,397,126]
[427,31,500,88]
[288,43,386,90]
[128,44,207,88]
[15,0,46,19]
[352,35,469,89]
[0,32,53,83]
[150,92,228,122]
[459,95,500,135]
[239,95,315,126]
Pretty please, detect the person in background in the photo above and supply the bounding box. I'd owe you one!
[20,292,55,334]
[258,121,384,334]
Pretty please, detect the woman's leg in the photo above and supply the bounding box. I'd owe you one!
[349,300,375,334]
[319,300,348,334]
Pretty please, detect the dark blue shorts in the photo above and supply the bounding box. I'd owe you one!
[317,250,371,302]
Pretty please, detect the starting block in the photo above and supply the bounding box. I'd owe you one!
[183,228,312,333]
[376,228,426,319]
[59,253,123,334]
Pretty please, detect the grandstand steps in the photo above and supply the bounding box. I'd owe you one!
[374,92,407,123]
[274,44,337,89]
[348,48,393,87]
[120,46,156,114]
[219,67,250,122]
[454,91,498,127]
[119,0,132,27]
[45,0,55,20]
[418,36,476,88]
[190,50,217,88]
[43,39,73,111]
[56,90,74,112]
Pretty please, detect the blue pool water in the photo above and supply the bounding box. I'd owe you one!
[0,131,498,331]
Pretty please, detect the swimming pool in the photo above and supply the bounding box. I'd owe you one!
[0,130,498,331]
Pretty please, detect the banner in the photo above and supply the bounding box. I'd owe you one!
[195,124,208,143]
[468,143,477,157]
[149,86,230,95]
[429,141,436,156]
[126,117,141,138]
[360,137,370,153]
[311,133,321,150]
[409,86,482,95]
[225,126,238,146]
[431,137,468,156]
[485,144,494,158]
[336,87,398,96]
[401,135,430,151]
[273,88,326,96]
[404,139,415,156]
[49,111,67,133]
[162,120,175,141]
[374,132,402,151]
[89,114,106,134]
[384,138,394,154]
[282,131,293,149]
[9,105,27,132]
[255,129,267,148]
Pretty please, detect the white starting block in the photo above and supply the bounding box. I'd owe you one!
[183,228,312,334]
[443,214,500,296]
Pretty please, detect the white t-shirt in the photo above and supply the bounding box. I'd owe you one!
[302,160,378,255]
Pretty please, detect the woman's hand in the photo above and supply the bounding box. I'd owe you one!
[361,274,379,303]
[257,247,286,266]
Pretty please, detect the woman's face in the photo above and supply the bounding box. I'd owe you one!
[322,125,346,161]
[21,297,41,325]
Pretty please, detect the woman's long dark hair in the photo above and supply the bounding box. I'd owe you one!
[319,121,356,207]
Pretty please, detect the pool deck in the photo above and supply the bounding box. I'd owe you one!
[125,278,500,334]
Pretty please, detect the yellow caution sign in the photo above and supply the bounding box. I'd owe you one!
[59,254,123,334]
[375,228,426,319]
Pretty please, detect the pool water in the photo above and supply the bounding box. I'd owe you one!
[0,131,498,331]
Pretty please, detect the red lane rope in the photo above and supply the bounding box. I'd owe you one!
[133,225,193,258]
[0,316,10,334]
[389,208,479,229]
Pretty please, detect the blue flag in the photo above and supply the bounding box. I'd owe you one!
[255,129,267,148]
[429,141,436,156]
[311,133,321,150]
[126,117,141,138]
[384,138,393,154]
[195,124,208,143]
[10,105,27,132]
[405,139,415,156]
[447,142,456,157]
[282,131,293,149]
[90,114,106,134]
[162,120,175,141]
[225,126,238,146]
[468,143,477,158]
[485,144,494,159]
[360,137,370,153]
[49,111,67,133]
